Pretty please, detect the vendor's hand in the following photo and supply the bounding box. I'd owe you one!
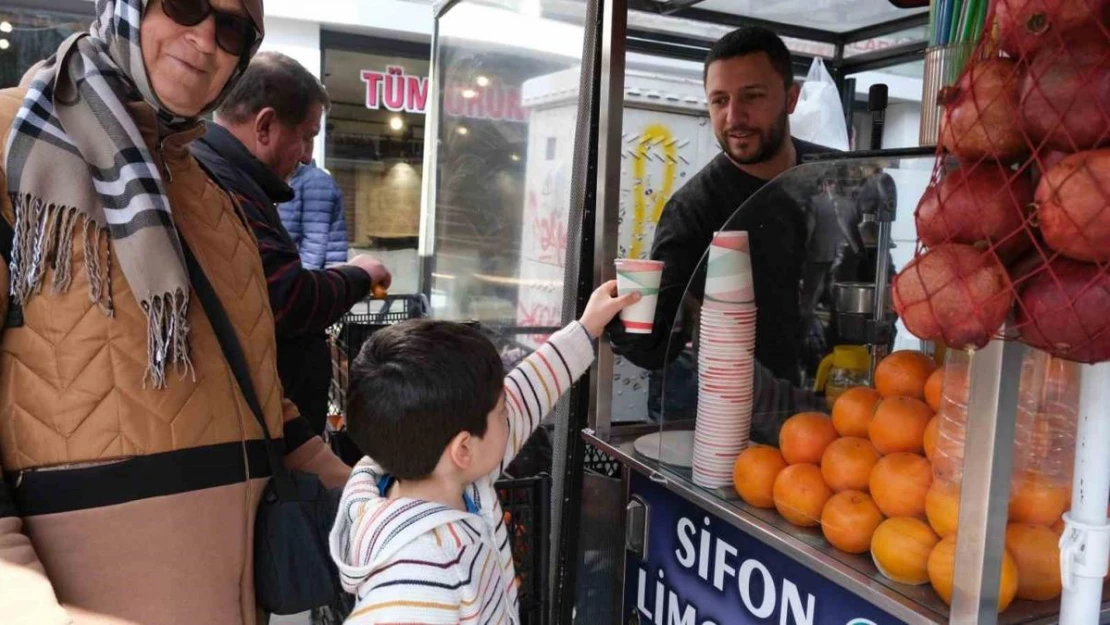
[579,280,641,340]
[347,254,392,289]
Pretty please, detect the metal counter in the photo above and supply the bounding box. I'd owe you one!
[584,427,1107,625]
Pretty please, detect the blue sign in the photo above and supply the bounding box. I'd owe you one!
[623,472,903,625]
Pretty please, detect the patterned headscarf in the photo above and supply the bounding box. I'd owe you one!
[3,0,262,387]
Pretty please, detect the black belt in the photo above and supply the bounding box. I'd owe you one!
[6,439,277,516]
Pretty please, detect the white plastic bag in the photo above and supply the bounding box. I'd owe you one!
[789,58,850,151]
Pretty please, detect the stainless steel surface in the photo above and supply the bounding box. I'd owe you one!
[585,431,948,625]
[870,219,893,382]
[417,17,444,287]
[950,337,1025,625]
[625,496,649,559]
[835,281,880,315]
[588,0,628,441]
[586,426,1100,625]
[920,43,977,146]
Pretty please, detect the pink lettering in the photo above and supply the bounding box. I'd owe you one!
[361,70,384,109]
[382,66,406,111]
[444,86,464,117]
[485,85,505,119]
[405,75,428,113]
[465,88,484,118]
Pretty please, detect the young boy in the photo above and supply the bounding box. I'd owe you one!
[329,281,639,624]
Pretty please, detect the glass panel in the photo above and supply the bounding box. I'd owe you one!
[323,48,428,295]
[845,61,929,350]
[427,0,587,360]
[626,9,838,59]
[645,154,934,471]
[844,25,929,57]
[0,7,89,89]
[692,0,928,34]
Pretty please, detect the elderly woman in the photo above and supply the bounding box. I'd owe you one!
[0,1,350,624]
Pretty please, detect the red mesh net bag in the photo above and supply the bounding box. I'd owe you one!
[895,0,1110,362]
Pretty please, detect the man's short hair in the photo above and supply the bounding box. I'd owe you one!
[704,26,795,88]
[346,320,505,480]
[216,51,330,127]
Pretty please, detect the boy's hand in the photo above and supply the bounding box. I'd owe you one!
[579,280,641,339]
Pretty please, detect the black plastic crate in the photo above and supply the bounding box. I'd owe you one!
[338,294,428,362]
[496,473,551,625]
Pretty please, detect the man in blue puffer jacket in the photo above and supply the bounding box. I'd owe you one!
[279,160,349,269]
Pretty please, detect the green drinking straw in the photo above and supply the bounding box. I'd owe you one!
[928,0,939,45]
[970,0,988,44]
[960,0,984,43]
[947,0,964,44]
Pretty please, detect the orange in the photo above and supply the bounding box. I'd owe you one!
[875,350,938,400]
[923,417,939,463]
[773,463,833,528]
[928,535,1018,612]
[1052,518,1065,536]
[870,517,939,585]
[733,445,788,509]
[870,453,933,518]
[1006,523,1063,601]
[924,368,944,412]
[779,412,840,465]
[821,490,884,554]
[925,481,961,538]
[1009,473,1069,525]
[869,396,933,455]
[832,387,881,438]
[821,437,881,493]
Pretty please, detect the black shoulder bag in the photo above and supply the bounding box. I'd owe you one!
[180,236,343,615]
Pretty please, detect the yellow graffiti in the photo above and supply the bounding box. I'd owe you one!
[629,123,677,259]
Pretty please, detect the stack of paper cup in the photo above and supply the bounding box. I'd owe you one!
[692,231,757,489]
[615,259,664,334]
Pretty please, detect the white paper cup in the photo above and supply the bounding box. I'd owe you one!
[615,259,664,334]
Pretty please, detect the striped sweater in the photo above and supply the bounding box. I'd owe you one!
[329,322,596,624]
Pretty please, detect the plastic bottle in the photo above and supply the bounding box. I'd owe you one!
[1013,350,1079,487]
[932,348,970,488]
[932,347,1079,490]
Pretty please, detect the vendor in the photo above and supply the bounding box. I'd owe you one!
[609,27,834,437]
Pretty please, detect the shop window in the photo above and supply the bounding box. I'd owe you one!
[322,47,429,294]
[0,7,89,89]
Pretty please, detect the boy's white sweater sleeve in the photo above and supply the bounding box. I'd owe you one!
[498,321,596,475]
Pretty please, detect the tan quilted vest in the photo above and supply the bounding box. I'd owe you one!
[0,87,288,472]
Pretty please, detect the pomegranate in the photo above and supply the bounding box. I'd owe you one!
[940,58,1027,164]
[1036,149,1110,262]
[915,163,1034,262]
[1021,41,1110,152]
[1031,149,1070,187]
[893,244,1015,349]
[1017,257,1110,362]
[996,0,1110,59]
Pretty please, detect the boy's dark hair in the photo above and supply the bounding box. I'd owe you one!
[346,319,505,480]
[216,51,331,127]
[704,26,795,88]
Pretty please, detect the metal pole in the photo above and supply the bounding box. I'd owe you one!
[417,15,444,302]
[587,0,627,441]
[1059,362,1110,625]
[949,336,1024,624]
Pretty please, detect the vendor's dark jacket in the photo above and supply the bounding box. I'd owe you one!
[191,124,372,434]
[611,138,835,382]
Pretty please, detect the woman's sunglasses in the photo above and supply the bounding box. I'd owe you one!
[162,0,260,58]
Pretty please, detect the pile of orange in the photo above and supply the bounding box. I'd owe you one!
[730,348,1072,614]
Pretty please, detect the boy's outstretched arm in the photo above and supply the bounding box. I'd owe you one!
[496,281,639,476]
